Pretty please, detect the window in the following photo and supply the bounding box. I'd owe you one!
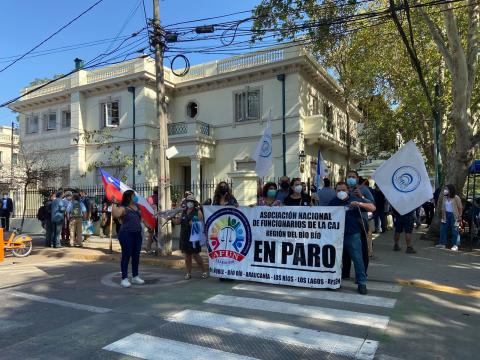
[62,110,71,128]
[186,101,198,119]
[235,159,256,171]
[0,151,2,163]
[234,88,261,122]
[47,112,57,130]
[324,103,334,134]
[101,101,120,127]
[339,129,347,142]
[26,115,39,134]
[12,153,18,165]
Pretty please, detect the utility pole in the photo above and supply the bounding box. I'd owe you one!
[10,121,14,186]
[127,86,136,188]
[152,0,172,254]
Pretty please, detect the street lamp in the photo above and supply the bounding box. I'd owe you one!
[299,150,306,173]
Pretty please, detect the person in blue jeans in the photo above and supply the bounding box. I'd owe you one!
[437,184,463,251]
[51,190,66,248]
[329,181,376,295]
[112,190,145,288]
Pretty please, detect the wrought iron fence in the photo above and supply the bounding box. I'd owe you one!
[12,180,232,218]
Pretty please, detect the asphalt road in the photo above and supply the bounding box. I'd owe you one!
[0,230,479,360]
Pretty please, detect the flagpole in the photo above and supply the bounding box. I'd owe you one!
[109,212,113,254]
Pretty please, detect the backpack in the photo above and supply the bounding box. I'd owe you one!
[37,205,46,222]
[71,201,83,218]
[52,199,65,223]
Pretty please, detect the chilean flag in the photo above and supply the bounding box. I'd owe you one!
[100,168,156,230]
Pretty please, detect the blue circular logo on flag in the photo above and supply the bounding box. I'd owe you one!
[392,166,421,193]
[260,135,272,158]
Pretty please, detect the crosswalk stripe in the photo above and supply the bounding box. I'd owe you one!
[103,333,258,360]
[233,283,397,308]
[169,309,379,360]
[3,291,112,314]
[342,280,402,293]
[204,294,390,329]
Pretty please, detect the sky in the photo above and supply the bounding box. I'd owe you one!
[0,0,263,125]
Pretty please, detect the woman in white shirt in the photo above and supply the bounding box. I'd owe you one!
[437,184,463,251]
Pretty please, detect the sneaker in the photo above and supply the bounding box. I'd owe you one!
[435,244,446,249]
[406,247,417,254]
[184,273,192,280]
[120,278,131,288]
[131,276,145,285]
[451,245,458,251]
[357,284,368,295]
[393,244,401,251]
[201,272,208,279]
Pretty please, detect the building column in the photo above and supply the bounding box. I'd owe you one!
[70,91,87,186]
[190,155,201,200]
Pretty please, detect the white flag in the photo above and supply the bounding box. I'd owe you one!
[372,141,433,215]
[252,110,273,178]
[316,149,330,190]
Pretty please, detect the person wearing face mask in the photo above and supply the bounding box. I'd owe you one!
[275,176,291,204]
[329,182,376,294]
[112,190,145,288]
[212,182,239,207]
[255,182,282,206]
[437,184,463,251]
[171,195,208,279]
[343,170,374,279]
[284,178,311,206]
[0,191,14,232]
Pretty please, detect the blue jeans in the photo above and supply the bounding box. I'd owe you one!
[52,222,63,247]
[344,233,367,285]
[119,231,142,279]
[439,212,459,246]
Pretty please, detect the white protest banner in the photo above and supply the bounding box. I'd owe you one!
[203,206,345,289]
[372,140,433,215]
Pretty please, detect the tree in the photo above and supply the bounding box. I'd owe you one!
[388,0,479,193]
[0,145,59,227]
[253,0,377,170]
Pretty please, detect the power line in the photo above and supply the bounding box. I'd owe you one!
[0,0,106,74]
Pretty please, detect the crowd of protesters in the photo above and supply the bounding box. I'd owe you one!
[32,173,476,292]
[37,189,98,248]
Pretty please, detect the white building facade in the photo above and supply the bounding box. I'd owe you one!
[0,125,19,187]
[10,45,365,200]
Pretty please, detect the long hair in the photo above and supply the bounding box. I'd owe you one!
[213,182,232,205]
[121,190,135,206]
[445,184,456,198]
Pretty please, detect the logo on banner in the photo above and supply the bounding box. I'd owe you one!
[205,208,252,264]
[260,135,272,157]
[392,166,421,193]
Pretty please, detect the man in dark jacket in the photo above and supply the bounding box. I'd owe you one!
[0,191,14,231]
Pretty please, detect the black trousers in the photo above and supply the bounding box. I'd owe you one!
[342,219,369,279]
[0,213,11,231]
[423,203,434,225]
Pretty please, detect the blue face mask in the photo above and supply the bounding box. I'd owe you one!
[133,195,139,204]
[267,189,277,198]
[346,178,357,187]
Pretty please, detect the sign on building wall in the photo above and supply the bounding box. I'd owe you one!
[203,206,345,289]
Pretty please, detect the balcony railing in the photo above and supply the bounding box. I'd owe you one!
[303,115,363,154]
[167,121,212,138]
[22,78,71,100]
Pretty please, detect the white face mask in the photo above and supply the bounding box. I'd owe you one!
[443,189,449,196]
[337,191,348,201]
[294,185,303,193]
[186,202,194,209]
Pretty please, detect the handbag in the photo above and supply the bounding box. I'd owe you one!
[82,220,94,235]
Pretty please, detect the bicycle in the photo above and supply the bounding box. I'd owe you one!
[3,227,33,257]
